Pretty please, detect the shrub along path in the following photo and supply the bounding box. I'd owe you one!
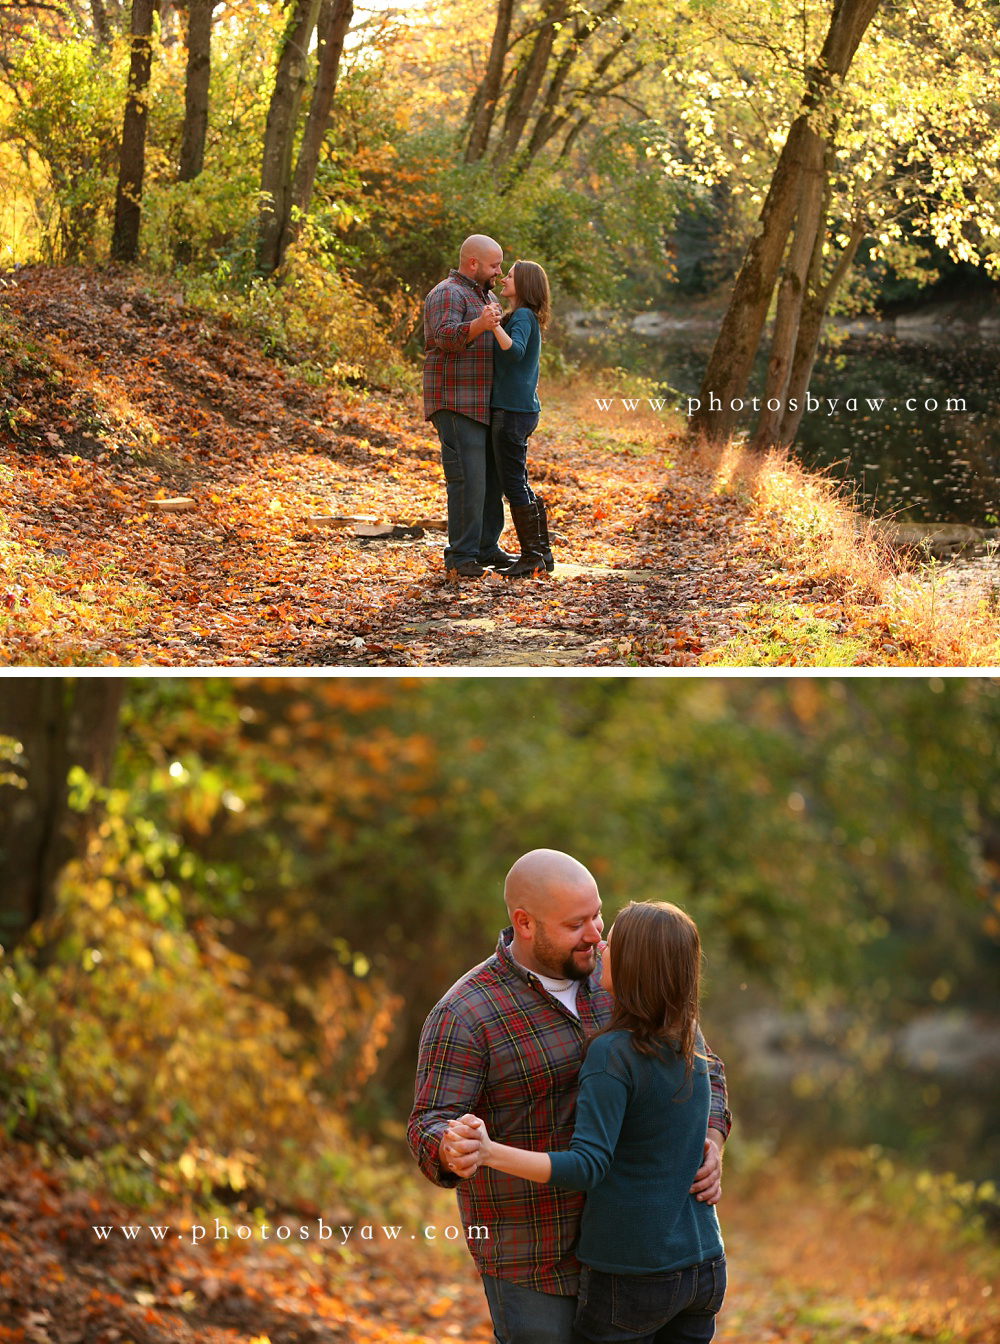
[1,266,992,667]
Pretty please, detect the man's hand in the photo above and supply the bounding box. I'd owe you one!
[469,306,501,338]
[440,1115,487,1179]
[690,1131,723,1205]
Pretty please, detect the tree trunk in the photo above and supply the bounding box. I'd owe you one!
[778,216,867,445]
[527,28,633,163]
[289,0,354,227]
[109,0,159,263]
[464,0,515,164]
[495,0,567,166]
[256,0,322,277]
[690,0,881,442]
[178,0,214,183]
[0,680,125,950]
[752,146,827,448]
[90,0,113,45]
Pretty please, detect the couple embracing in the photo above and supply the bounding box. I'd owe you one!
[424,235,553,579]
[407,849,729,1344]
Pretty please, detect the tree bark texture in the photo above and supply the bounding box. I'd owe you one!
[752,142,827,447]
[256,0,322,276]
[290,0,354,224]
[110,0,159,263]
[178,0,214,182]
[0,680,125,949]
[778,215,868,445]
[464,0,515,164]
[495,0,568,166]
[691,0,881,442]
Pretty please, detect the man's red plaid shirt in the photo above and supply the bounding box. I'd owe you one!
[422,269,495,425]
[407,929,732,1295]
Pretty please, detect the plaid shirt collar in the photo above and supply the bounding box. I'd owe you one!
[449,267,493,303]
[494,926,603,1009]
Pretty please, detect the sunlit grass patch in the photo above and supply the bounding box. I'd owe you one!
[539,373,684,458]
[702,602,868,667]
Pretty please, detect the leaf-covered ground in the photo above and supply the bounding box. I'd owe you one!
[2,1141,997,1343]
[1,265,992,667]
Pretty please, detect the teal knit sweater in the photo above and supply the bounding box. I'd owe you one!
[546,1029,724,1275]
[491,307,541,412]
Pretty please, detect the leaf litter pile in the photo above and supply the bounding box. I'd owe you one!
[0,1139,494,1344]
[0,266,899,667]
[2,1141,997,1344]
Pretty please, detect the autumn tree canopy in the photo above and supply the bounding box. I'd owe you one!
[4,0,996,395]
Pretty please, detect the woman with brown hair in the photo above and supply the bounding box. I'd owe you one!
[489,259,555,577]
[447,901,726,1344]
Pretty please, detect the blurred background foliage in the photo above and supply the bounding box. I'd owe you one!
[0,676,998,1231]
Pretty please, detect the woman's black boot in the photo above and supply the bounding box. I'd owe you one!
[534,496,556,573]
[503,503,548,578]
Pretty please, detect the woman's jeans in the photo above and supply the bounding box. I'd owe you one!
[572,1255,727,1344]
[431,409,505,566]
[491,408,540,507]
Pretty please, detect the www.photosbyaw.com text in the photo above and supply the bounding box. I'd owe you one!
[593,393,969,416]
[92,1219,490,1246]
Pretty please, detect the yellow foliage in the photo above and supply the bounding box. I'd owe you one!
[0,796,401,1207]
[276,233,407,384]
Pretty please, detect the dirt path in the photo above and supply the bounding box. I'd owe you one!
[0,266,834,667]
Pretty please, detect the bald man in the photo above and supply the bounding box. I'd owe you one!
[407,850,730,1344]
[423,235,511,577]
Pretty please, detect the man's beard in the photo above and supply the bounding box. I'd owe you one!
[534,925,595,981]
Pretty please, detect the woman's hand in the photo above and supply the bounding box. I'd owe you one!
[469,305,501,338]
[442,1114,490,1178]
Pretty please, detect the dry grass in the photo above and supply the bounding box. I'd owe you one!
[691,433,1000,668]
[721,1163,1000,1343]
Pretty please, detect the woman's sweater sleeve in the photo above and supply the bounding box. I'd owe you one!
[493,309,532,364]
[546,1042,629,1192]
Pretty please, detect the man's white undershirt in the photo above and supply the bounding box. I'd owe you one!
[525,967,581,1017]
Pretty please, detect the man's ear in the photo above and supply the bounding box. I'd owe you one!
[510,906,534,939]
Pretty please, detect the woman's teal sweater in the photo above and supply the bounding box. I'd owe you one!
[491,307,541,412]
[546,1029,724,1276]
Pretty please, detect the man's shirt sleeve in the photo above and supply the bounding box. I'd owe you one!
[704,1039,732,1139]
[425,285,475,353]
[407,1001,488,1188]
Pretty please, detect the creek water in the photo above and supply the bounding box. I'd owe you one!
[565,316,1000,526]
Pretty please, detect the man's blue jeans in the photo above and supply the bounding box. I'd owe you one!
[481,1275,578,1344]
[431,409,505,567]
[572,1255,727,1344]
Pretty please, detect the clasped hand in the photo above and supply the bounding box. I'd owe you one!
[442,1114,489,1178]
